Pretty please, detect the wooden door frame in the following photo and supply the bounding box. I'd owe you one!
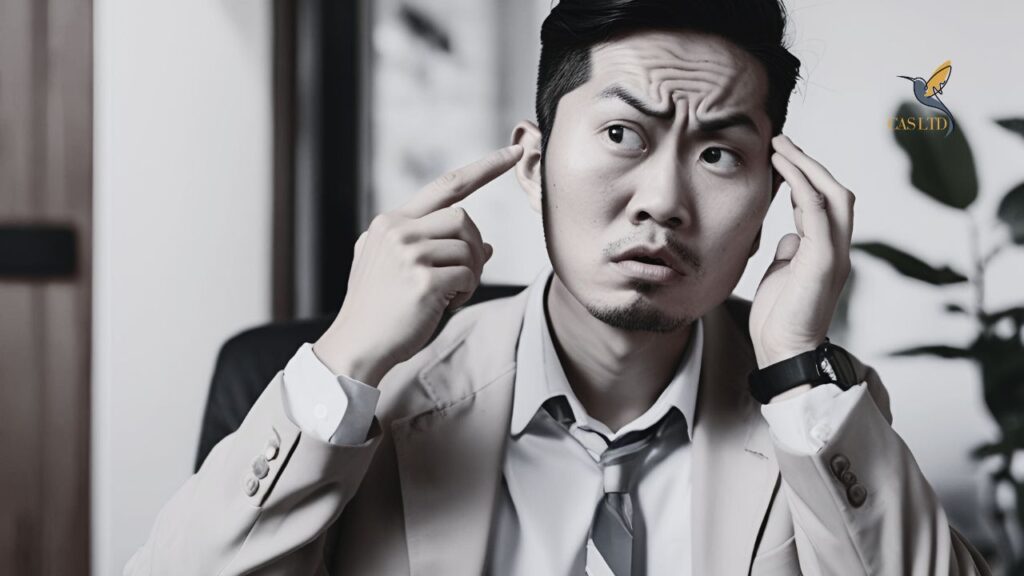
[271,0,368,321]
[0,0,93,574]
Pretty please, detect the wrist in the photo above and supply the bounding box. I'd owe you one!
[313,331,388,387]
[750,337,857,405]
[755,340,826,370]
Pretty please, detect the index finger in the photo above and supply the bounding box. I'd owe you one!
[399,144,524,218]
[772,135,853,247]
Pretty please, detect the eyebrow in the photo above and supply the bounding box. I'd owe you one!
[595,84,762,138]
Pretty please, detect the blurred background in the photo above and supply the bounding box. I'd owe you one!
[1,0,1023,574]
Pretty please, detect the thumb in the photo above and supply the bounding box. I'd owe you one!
[354,231,368,260]
[773,233,800,263]
[764,233,800,277]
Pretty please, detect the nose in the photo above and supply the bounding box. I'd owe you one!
[626,148,693,229]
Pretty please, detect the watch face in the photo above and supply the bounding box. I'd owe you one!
[823,345,859,389]
[819,356,838,383]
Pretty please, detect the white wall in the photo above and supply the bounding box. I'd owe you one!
[91,1,272,574]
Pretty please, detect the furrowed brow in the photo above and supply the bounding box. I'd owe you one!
[596,84,762,139]
[595,84,675,120]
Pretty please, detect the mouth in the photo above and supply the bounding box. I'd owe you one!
[611,245,688,283]
[631,254,669,266]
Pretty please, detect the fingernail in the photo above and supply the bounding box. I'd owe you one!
[506,144,523,156]
[484,242,494,259]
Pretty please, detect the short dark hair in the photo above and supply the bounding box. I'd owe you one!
[536,0,802,152]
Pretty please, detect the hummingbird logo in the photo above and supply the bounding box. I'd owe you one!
[898,60,955,137]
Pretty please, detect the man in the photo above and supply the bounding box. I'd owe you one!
[127,0,991,574]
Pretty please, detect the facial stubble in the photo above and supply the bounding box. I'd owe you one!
[539,169,696,334]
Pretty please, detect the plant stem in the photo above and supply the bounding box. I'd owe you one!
[968,215,986,331]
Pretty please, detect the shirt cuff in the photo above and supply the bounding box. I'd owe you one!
[760,382,865,454]
[280,343,382,446]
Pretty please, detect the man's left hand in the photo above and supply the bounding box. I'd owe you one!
[749,134,855,374]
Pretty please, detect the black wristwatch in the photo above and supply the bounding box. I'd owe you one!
[748,338,858,404]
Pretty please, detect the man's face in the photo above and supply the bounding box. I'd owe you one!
[539,29,777,332]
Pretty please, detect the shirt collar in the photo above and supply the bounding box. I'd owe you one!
[511,263,703,441]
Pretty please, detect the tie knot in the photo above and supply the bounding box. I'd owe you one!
[541,397,688,494]
[602,410,685,493]
[602,462,634,494]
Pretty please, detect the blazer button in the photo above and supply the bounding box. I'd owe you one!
[264,442,279,462]
[830,454,850,478]
[847,483,867,507]
[252,456,270,479]
[244,475,259,497]
[840,470,857,487]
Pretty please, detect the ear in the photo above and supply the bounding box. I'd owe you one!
[748,169,785,258]
[511,120,543,214]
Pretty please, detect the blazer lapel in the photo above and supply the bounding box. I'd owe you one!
[691,299,782,575]
[390,288,530,576]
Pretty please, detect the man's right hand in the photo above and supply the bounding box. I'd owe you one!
[313,144,525,387]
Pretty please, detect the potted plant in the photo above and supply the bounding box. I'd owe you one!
[852,102,1024,573]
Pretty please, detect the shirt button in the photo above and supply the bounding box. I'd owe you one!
[810,422,832,444]
[314,404,328,420]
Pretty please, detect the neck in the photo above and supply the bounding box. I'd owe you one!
[545,273,693,432]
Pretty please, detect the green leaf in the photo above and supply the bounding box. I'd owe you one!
[996,118,1024,141]
[852,241,969,285]
[997,182,1024,245]
[890,345,974,359]
[893,101,978,209]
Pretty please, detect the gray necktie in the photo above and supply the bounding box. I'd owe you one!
[544,398,687,576]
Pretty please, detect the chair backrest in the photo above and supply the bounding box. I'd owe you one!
[194,284,527,471]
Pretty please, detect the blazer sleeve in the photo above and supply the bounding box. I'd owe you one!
[768,356,992,576]
[124,372,383,576]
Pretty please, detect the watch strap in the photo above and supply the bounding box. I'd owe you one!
[748,340,834,404]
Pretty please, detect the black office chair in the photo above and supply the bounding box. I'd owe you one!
[195,284,527,471]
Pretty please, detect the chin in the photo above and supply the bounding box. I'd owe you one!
[583,291,694,333]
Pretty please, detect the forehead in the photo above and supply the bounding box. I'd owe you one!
[585,29,770,132]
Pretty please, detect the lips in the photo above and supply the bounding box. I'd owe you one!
[612,245,688,275]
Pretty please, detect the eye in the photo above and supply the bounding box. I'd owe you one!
[700,147,743,170]
[604,125,645,151]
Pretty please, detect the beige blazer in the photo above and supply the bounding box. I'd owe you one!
[126,285,991,575]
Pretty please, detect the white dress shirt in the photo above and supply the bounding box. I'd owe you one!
[279,264,864,574]
[487,268,702,575]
